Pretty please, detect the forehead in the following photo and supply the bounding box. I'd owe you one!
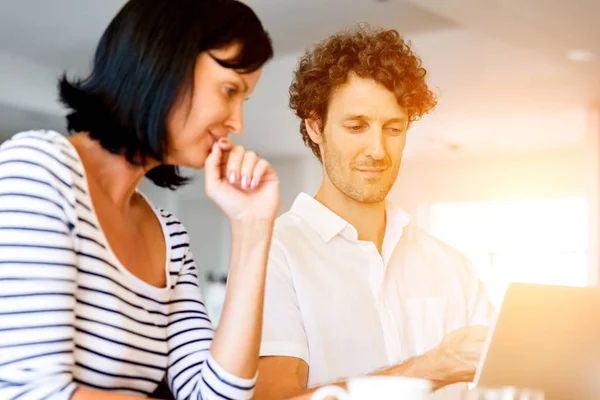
[328,75,407,119]
[197,49,263,93]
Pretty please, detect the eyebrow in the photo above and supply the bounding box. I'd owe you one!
[343,114,370,121]
[343,114,408,124]
[385,117,408,124]
[209,52,250,93]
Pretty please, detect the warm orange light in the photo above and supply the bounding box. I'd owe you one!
[429,197,589,307]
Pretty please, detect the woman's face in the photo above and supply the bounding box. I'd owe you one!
[166,45,263,169]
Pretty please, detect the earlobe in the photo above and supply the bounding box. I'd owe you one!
[304,119,323,145]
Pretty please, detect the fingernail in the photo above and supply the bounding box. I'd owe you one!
[251,177,259,189]
[228,171,236,184]
[241,175,248,188]
[219,138,229,145]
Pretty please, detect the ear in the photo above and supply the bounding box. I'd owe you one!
[304,118,323,145]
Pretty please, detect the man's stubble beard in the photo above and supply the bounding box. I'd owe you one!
[322,144,399,204]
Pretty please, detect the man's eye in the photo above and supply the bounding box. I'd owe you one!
[347,125,365,133]
[386,128,403,135]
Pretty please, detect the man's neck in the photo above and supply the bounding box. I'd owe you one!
[314,182,387,253]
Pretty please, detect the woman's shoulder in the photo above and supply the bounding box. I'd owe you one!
[152,206,191,252]
[0,130,79,174]
[155,208,189,239]
[2,129,71,152]
[153,208,196,279]
[0,130,81,227]
[136,191,190,243]
[0,130,80,189]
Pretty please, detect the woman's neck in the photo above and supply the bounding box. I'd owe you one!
[68,133,157,212]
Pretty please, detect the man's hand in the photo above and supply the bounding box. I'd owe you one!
[256,327,491,399]
[381,325,490,390]
[425,325,490,388]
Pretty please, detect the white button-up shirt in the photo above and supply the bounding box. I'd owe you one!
[260,193,494,397]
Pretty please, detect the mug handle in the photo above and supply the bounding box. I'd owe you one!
[311,386,350,400]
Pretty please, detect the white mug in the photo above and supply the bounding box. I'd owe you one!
[311,376,432,400]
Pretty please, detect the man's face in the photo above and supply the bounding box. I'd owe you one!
[317,75,409,203]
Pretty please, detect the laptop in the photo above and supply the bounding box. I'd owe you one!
[474,282,600,400]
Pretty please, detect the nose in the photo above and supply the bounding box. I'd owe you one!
[225,103,244,135]
[365,128,386,160]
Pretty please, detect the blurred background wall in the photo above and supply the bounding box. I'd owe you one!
[1,0,598,319]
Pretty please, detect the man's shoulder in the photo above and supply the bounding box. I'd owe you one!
[404,226,480,291]
[268,208,329,269]
[272,208,312,243]
[408,225,469,263]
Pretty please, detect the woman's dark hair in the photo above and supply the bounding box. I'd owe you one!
[59,0,273,189]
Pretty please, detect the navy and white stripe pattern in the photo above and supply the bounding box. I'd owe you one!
[0,131,255,399]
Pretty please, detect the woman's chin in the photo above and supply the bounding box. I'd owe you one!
[177,157,206,170]
[187,151,209,170]
[166,141,212,170]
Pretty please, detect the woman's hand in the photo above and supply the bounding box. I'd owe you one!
[203,138,279,380]
[204,138,279,226]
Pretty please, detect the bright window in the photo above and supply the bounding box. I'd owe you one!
[428,197,589,308]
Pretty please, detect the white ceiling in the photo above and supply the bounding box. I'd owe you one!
[0,0,456,72]
[0,0,598,156]
[249,0,458,54]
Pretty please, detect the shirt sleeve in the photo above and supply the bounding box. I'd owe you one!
[259,237,309,363]
[166,248,256,400]
[0,138,79,399]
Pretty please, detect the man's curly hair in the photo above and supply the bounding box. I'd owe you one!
[289,24,438,160]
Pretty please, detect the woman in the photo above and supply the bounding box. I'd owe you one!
[0,0,277,399]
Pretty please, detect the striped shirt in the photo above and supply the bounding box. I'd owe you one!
[0,131,255,399]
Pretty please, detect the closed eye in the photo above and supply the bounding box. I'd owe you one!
[223,84,240,100]
[346,124,367,133]
[226,87,238,97]
[385,126,406,136]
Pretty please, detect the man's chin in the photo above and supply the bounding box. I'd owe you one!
[330,174,392,203]
[346,189,389,204]
[359,195,388,204]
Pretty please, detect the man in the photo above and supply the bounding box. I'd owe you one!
[255,25,494,400]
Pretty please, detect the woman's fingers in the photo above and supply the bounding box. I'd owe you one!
[250,158,272,189]
[225,145,245,185]
[207,140,269,191]
[239,151,259,189]
[204,141,223,184]
[218,137,233,151]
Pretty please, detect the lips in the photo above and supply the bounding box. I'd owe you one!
[356,167,388,179]
[357,168,386,173]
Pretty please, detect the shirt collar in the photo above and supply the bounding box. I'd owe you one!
[290,192,411,243]
[290,193,348,242]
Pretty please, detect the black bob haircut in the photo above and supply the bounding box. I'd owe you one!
[59,0,273,189]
